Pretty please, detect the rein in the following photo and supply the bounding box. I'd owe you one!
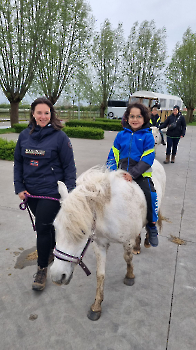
[53,214,96,277]
[19,193,60,231]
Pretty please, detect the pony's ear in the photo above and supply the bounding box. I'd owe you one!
[58,181,68,200]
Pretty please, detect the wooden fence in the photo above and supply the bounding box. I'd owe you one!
[0,109,100,122]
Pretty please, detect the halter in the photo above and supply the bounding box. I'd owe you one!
[53,215,96,276]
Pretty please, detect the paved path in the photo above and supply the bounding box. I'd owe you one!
[0,128,196,350]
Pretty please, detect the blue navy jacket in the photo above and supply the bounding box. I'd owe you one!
[107,122,155,179]
[14,124,76,195]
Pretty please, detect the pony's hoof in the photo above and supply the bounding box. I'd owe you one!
[132,249,141,255]
[124,277,135,286]
[87,308,101,321]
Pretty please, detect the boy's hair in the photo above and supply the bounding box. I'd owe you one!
[124,102,150,124]
[151,105,158,111]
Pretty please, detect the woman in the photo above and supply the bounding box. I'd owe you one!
[159,105,186,163]
[14,97,76,291]
[107,102,159,247]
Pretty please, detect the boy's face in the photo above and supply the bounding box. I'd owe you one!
[152,108,158,115]
[128,107,144,131]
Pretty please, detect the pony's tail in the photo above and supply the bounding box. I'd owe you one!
[157,209,163,232]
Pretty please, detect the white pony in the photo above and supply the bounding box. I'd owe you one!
[50,160,166,321]
[151,126,161,153]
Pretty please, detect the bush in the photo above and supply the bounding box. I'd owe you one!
[0,139,16,160]
[13,123,28,133]
[62,126,104,139]
[65,119,122,131]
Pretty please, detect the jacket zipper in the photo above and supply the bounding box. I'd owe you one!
[127,132,133,172]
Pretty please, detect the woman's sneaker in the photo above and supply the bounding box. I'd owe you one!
[146,224,158,247]
[32,267,47,291]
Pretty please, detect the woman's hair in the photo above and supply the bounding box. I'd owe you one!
[29,97,63,133]
[124,102,150,124]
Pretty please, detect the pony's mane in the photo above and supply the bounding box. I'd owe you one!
[57,166,114,242]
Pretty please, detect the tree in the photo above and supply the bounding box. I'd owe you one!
[0,0,53,126]
[91,20,124,118]
[32,0,92,105]
[166,28,196,122]
[123,20,167,95]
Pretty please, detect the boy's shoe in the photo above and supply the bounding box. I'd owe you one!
[146,224,158,247]
[32,267,47,291]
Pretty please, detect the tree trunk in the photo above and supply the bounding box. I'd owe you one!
[100,103,105,118]
[187,107,194,123]
[10,101,19,127]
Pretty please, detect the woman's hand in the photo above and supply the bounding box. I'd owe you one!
[18,190,30,200]
[123,173,132,182]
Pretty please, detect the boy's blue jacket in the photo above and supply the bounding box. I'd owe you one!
[106,122,155,179]
[14,124,76,195]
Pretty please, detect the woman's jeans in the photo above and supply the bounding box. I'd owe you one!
[166,136,180,156]
[28,197,60,268]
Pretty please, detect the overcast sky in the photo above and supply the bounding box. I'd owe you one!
[88,0,196,57]
[0,0,196,103]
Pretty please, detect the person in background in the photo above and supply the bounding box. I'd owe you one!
[14,97,76,291]
[150,105,166,145]
[159,105,186,164]
[107,102,159,247]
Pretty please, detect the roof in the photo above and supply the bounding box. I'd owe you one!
[131,90,182,101]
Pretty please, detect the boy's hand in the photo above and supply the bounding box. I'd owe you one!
[123,173,132,182]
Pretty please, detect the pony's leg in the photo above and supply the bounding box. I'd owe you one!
[132,233,141,254]
[123,243,135,286]
[87,240,109,321]
[144,228,151,248]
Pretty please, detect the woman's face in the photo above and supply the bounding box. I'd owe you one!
[33,103,51,128]
[128,107,144,131]
[173,108,179,116]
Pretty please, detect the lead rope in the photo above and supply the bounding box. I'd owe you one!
[19,193,60,231]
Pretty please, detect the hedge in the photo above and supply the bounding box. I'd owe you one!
[13,123,28,133]
[0,138,16,160]
[95,118,122,123]
[11,123,105,139]
[65,119,123,131]
[62,126,104,139]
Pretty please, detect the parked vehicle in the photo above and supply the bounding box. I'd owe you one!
[129,91,183,121]
[107,100,128,119]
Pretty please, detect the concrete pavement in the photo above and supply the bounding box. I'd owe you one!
[0,128,196,350]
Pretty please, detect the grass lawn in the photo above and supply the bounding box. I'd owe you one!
[188,122,196,126]
[0,128,15,134]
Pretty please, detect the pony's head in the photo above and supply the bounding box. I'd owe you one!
[50,181,96,285]
[151,126,161,146]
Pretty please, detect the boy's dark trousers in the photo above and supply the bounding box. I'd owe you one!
[134,176,158,223]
